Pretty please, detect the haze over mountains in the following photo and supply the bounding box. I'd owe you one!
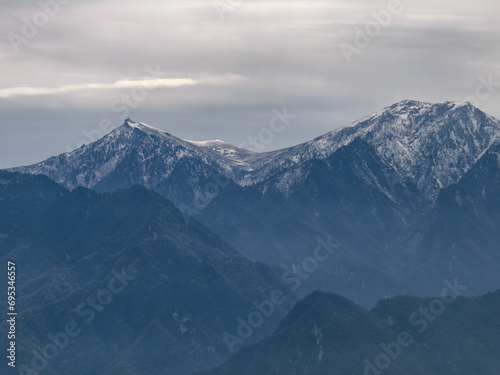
[3,100,500,374]
[196,290,500,375]
[0,172,295,375]
[10,100,500,306]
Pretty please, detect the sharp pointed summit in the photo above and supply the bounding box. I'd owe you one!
[9,100,500,204]
[6,99,500,310]
[122,118,167,134]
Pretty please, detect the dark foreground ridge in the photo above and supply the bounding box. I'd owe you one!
[0,171,294,375]
[8,101,500,307]
[196,289,500,375]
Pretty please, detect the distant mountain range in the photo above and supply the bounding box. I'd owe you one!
[12,100,500,204]
[3,99,500,374]
[2,170,499,375]
[9,100,500,307]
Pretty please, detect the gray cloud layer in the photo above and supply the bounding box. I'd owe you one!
[1,0,499,168]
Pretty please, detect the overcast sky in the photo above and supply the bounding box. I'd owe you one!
[1,0,499,168]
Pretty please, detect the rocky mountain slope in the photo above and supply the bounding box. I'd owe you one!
[7,100,500,306]
[11,101,500,205]
[0,171,294,375]
[389,142,500,296]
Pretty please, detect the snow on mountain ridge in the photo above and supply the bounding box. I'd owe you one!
[232,100,500,199]
[8,100,500,203]
[124,118,161,131]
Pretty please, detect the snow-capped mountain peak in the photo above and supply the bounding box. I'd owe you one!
[242,100,500,197]
[123,118,162,132]
[324,101,500,194]
[8,101,500,204]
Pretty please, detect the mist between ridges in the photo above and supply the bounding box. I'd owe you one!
[223,235,341,354]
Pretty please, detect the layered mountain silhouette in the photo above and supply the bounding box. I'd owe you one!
[390,142,500,295]
[3,99,500,374]
[12,101,500,204]
[195,289,500,375]
[0,171,295,375]
[8,100,500,307]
